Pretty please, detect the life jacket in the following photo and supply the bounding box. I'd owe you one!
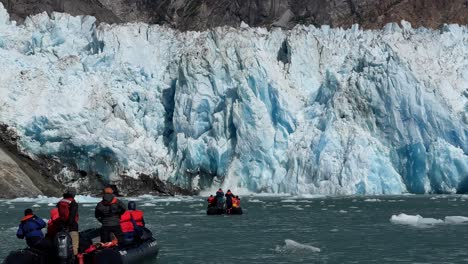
[120,210,144,233]
[46,208,60,237]
[232,197,239,208]
[57,198,79,223]
[207,196,215,204]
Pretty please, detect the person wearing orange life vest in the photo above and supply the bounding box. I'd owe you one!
[57,189,79,255]
[95,186,126,242]
[232,196,239,208]
[225,189,234,209]
[236,196,241,207]
[120,201,145,243]
[207,195,216,207]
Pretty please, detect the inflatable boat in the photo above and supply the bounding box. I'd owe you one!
[3,228,158,264]
[227,207,243,215]
[206,206,242,215]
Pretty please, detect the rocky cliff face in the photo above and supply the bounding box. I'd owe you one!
[1,0,468,30]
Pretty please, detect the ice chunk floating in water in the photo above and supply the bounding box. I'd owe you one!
[390,214,444,227]
[390,214,468,227]
[275,239,321,254]
[0,3,467,195]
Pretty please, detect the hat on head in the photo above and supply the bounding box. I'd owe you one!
[24,208,33,216]
[64,188,76,198]
[103,187,114,194]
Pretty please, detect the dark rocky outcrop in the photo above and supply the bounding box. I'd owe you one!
[1,0,467,30]
[0,123,194,198]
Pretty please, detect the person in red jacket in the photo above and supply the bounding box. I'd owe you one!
[207,195,216,208]
[57,189,79,256]
[120,201,145,243]
[45,208,60,239]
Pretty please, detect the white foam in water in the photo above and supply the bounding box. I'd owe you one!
[339,210,348,213]
[184,223,192,227]
[141,203,156,207]
[47,203,55,207]
[248,199,264,203]
[32,204,40,208]
[275,239,321,254]
[281,199,297,203]
[292,194,326,199]
[10,195,100,204]
[153,197,183,202]
[364,199,382,202]
[390,214,468,227]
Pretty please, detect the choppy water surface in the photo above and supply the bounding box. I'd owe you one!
[1,195,468,263]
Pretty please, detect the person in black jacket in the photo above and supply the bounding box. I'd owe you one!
[95,187,126,242]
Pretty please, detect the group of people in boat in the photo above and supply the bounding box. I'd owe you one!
[207,188,241,210]
[15,187,149,259]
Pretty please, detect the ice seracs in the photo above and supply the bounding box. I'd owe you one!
[0,3,466,195]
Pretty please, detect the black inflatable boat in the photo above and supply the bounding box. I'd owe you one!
[206,206,242,215]
[206,207,226,215]
[3,228,158,264]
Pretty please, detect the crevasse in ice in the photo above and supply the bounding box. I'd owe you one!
[0,5,466,194]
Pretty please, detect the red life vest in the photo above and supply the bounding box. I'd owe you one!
[207,196,215,204]
[48,208,59,225]
[57,198,79,223]
[120,210,144,233]
[47,208,60,238]
[232,198,239,208]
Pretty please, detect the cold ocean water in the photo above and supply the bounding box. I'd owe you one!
[1,195,468,263]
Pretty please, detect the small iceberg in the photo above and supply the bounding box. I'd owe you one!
[390,214,443,227]
[390,214,468,227]
[275,239,321,254]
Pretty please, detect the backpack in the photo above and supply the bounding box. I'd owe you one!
[57,199,72,222]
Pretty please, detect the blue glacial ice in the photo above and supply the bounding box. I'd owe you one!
[0,5,466,195]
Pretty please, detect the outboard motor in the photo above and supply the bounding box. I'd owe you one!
[54,231,73,264]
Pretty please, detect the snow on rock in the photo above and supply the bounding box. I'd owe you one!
[0,3,467,195]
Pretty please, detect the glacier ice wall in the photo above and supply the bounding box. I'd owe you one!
[0,5,467,195]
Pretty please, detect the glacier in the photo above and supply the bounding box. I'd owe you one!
[0,4,467,195]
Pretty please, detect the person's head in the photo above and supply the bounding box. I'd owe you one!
[218,188,222,192]
[24,208,33,216]
[227,189,231,192]
[210,195,213,197]
[63,188,76,199]
[103,187,114,194]
[236,196,239,199]
[128,201,136,210]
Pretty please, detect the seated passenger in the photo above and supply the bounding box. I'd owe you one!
[16,209,51,252]
[120,201,145,243]
[207,195,216,207]
[232,196,239,208]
